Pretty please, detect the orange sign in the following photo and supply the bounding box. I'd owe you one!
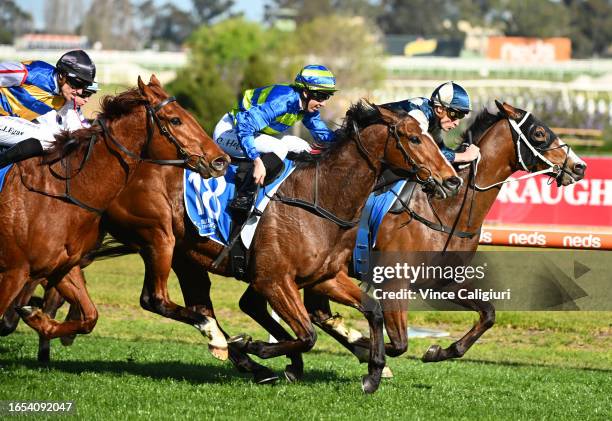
[487,36,571,62]
[479,227,612,250]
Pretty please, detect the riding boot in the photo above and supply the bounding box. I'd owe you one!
[229,175,257,212]
[228,153,284,213]
[0,138,43,168]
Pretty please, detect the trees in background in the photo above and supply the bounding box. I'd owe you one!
[0,1,33,44]
[167,13,386,132]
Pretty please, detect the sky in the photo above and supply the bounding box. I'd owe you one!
[21,0,266,29]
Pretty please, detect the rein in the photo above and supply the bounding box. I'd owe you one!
[272,115,436,229]
[395,111,577,248]
[19,95,194,214]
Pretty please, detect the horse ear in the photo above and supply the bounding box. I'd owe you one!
[137,76,146,93]
[377,104,399,124]
[149,74,161,87]
[496,100,524,120]
[137,75,156,101]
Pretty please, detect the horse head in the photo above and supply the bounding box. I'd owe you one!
[494,100,586,186]
[137,75,230,178]
[376,105,461,199]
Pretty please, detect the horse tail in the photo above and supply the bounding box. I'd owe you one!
[80,237,137,267]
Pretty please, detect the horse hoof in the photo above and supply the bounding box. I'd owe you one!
[16,306,38,319]
[284,365,303,383]
[422,344,442,363]
[361,375,380,394]
[381,365,394,378]
[208,344,229,361]
[60,335,76,346]
[37,349,50,364]
[228,333,251,350]
[254,369,279,385]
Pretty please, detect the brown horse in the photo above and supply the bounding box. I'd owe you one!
[281,100,587,368]
[0,75,230,341]
[6,101,461,393]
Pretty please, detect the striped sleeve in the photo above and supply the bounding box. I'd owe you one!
[0,61,28,87]
[407,109,429,133]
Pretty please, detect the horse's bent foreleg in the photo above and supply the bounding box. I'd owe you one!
[235,275,318,362]
[308,275,385,394]
[19,267,98,339]
[172,255,277,383]
[0,267,31,323]
[422,293,495,362]
[0,280,38,336]
[139,245,228,360]
[239,285,303,382]
[304,288,371,360]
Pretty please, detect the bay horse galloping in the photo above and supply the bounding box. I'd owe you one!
[0,76,230,341]
[296,100,587,367]
[216,101,460,393]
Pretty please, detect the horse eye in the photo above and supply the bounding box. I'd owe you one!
[408,135,421,144]
[533,128,546,140]
[170,117,182,126]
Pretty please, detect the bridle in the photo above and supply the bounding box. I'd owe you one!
[98,96,210,173]
[352,118,438,192]
[473,112,574,191]
[21,95,211,214]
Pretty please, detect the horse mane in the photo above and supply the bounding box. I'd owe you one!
[43,88,148,163]
[459,108,504,146]
[294,99,386,167]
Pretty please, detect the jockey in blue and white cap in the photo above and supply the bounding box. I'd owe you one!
[213,64,338,211]
[384,81,480,163]
[0,50,96,167]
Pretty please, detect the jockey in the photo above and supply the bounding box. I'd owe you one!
[385,81,480,163]
[0,50,96,167]
[214,64,338,211]
[36,81,99,133]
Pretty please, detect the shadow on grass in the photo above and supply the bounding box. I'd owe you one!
[0,357,353,385]
[402,354,612,373]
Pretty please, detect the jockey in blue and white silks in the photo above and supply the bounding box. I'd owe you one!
[214,64,338,211]
[385,81,480,164]
[0,50,96,167]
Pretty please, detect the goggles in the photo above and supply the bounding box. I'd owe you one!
[446,107,466,121]
[64,75,90,90]
[309,90,333,102]
[79,89,97,98]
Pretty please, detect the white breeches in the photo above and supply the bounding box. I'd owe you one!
[213,113,311,160]
[0,116,56,150]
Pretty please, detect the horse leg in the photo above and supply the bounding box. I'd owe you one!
[304,288,371,360]
[422,292,495,362]
[307,276,385,394]
[139,245,228,360]
[0,280,38,336]
[171,254,278,384]
[38,283,68,363]
[233,276,319,364]
[305,272,407,372]
[0,267,30,322]
[238,285,304,382]
[18,267,98,339]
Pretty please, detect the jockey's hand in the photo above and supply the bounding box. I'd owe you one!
[253,157,266,185]
[455,144,480,163]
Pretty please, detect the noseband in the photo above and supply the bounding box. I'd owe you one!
[98,96,208,172]
[508,112,573,187]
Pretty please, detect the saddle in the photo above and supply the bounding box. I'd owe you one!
[224,152,286,280]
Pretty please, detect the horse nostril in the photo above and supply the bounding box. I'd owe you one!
[573,162,586,175]
[212,157,229,172]
[444,176,462,189]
